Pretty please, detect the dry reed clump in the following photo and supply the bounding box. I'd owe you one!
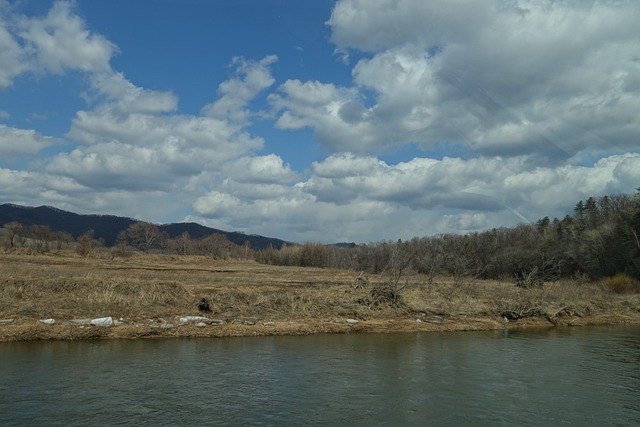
[485,279,636,320]
[602,273,640,294]
[390,277,636,321]
[380,279,497,317]
[199,285,362,320]
[0,278,192,319]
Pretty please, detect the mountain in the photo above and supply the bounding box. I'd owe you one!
[0,204,288,250]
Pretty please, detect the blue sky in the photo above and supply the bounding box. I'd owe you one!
[1,0,639,243]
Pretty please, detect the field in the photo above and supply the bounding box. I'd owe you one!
[1,251,639,341]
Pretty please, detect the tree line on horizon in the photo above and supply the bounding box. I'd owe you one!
[2,189,639,284]
[256,189,640,284]
[0,220,254,260]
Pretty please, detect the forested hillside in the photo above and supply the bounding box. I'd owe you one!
[257,190,640,283]
[0,204,287,250]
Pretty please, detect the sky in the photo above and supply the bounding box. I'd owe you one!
[1,0,639,244]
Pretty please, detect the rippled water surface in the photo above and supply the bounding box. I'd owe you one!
[1,325,639,426]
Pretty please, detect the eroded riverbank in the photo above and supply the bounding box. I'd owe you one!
[2,313,640,342]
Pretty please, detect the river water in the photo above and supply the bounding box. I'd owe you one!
[1,326,638,426]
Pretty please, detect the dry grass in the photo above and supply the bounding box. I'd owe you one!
[602,273,640,294]
[1,250,639,341]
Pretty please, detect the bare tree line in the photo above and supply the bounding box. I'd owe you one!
[256,190,640,284]
[2,189,639,286]
[0,220,252,260]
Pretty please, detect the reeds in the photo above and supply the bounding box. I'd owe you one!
[1,251,639,326]
[603,273,640,294]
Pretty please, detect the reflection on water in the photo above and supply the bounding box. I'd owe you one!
[1,326,638,426]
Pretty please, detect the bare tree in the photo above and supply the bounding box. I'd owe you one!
[243,240,251,261]
[198,233,231,258]
[126,222,162,252]
[175,231,192,255]
[368,241,415,306]
[52,231,73,250]
[29,224,52,252]
[3,222,23,248]
[76,230,94,257]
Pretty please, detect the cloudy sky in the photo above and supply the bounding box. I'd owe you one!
[1,0,639,243]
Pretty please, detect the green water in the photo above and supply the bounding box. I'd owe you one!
[1,326,639,426]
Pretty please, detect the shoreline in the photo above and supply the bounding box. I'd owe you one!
[2,313,639,342]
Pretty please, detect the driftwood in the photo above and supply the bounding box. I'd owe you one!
[353,271,369,289]
[546,306,583,324]
[550,306,568,318]
[500,306,543,321]
[516,267,543,288]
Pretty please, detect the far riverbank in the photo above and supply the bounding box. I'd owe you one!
[2,312,640,342]
[2,252,639,342]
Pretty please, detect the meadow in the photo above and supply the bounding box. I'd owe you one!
[1,250,639,341]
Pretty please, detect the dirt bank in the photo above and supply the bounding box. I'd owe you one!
[2,313,640,342]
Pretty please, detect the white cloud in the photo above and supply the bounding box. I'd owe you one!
[0,168,41,200]
[192,184,400,242]
[441,212,489,233]
[328,0,492,53]
[312,152,389,178]
[51,55,280,193]
[266,0,640,163]
[270,79,382,152]
[0,14,26,89]
[226,154,299,184]
[2,1,640,244]
[47,142,177,191]
[1,0,117,88]
[51,112,266,190]
[0,125,60,156]
[202,55,277,126]
[89,72,178,115]
[305,154,519,209]
[18,1,116,75]
[194,151,640,242]
[193,191,243,219]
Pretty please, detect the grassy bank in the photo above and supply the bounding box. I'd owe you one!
[1,251,639,341]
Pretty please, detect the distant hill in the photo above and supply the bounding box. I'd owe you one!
[0,204,288,250]
[331,242,357,248]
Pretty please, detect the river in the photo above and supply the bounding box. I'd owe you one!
[1,325,638,426]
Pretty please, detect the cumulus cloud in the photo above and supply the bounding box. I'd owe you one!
[202,55,277,125]
[270,79,377,152]
[18,1,116,75]
[1,3,287,222]
[2,1,639,244]
[269,0,640,164]
[0,125,61,156]
[52,111,267,192]
[49,54,280,193]
[0,14,26,89]
[305,154,520,209]
[0,0,117,87]
[89,72,178,115]
[191,152,640,242]
[225,154,299,184]
[192,183,400,242]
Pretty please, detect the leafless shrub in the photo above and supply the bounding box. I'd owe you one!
[516,266,544,288]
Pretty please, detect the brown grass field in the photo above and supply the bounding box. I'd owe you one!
[1,250,639,341]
